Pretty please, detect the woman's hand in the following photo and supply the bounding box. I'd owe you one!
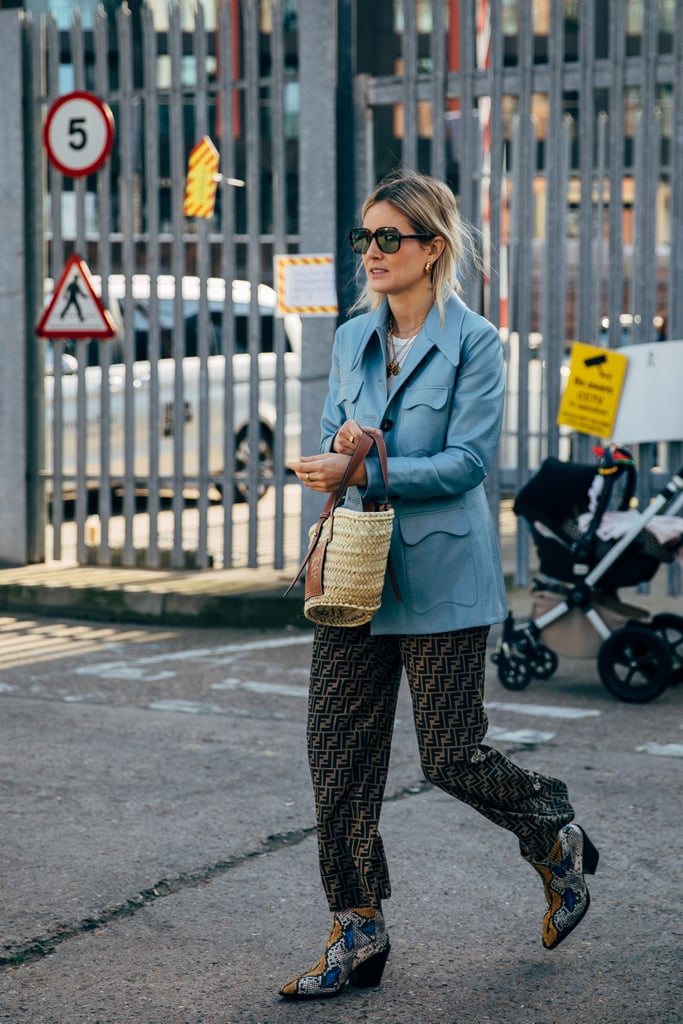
[287,451,367,493]
[333,419,363,456]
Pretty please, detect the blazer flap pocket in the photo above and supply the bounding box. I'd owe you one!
[402,386,449,411]
[339,379,364,403]
[399,506,470,546]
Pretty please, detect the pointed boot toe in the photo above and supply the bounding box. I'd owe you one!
[279,906,390,1000]
[525,823,599,950]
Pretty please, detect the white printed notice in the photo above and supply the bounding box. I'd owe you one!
[274,253,338,316]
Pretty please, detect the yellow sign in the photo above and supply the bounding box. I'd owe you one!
[557,342,629,438]
[274,254,338,315]
[183,136,219,218]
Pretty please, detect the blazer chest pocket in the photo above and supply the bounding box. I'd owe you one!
[398,506,477,610]
[339,379,364,419]
[398,387,450,452]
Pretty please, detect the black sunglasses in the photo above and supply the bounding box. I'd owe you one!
[348,226,433,254]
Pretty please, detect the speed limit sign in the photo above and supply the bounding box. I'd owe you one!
[43,91,114,178]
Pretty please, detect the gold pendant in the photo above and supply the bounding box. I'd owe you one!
[387,361,400,376]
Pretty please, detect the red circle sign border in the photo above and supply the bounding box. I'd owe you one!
[43,91,115,178]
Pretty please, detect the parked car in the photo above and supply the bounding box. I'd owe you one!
[44,276,302,504]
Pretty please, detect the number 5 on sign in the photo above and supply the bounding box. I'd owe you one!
[43,91,115,178]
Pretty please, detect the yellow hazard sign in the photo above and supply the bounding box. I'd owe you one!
[274,254,338,316]
[557,341,629,438]
[183,136,220,218]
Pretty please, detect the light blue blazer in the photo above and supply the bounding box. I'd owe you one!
[319,292,508,635]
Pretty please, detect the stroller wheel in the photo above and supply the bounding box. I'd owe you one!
[496,651,532,690]
[649,613,683,684]
[530,644,559,680]
[598,625,673,703]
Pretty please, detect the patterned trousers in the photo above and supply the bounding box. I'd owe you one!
[307,623,574,911]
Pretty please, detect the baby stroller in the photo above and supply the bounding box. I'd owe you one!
[492,446,683,702]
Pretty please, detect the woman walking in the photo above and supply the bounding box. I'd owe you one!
[282,169,598,1000]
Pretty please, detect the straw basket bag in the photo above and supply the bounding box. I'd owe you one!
[285,428,398,627]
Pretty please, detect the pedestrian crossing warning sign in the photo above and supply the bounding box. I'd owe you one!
[36,254,117,339]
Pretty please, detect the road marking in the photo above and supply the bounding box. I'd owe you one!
[486,701,601,719]
[74,634,313,679]
[148,699,240,716]
[210,679,308,698]
[635,742,683,758]
[487,726,555,744]
[0,621,177,670]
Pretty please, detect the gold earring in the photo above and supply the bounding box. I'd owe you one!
[424,260,433,274]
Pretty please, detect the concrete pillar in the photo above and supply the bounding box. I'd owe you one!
[297,0,339,555]
[0,10,30,565]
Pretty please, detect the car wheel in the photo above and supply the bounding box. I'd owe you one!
[233,424,274,503]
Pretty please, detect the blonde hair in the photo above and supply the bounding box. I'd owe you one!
[351,169,481,323]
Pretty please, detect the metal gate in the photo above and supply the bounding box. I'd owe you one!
[3,0,681,592]
[25,0,320,573]
[350,0,683,589]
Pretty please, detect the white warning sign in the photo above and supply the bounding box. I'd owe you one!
[37,254,117,339]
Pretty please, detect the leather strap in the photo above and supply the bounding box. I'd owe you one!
[284,428,396,599]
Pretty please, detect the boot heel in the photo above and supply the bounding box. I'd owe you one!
[349,944,390,989]
[579,827,599,874]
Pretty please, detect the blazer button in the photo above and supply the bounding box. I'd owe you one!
[380,418,393,432]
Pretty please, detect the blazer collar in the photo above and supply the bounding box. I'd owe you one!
[350,293,469,374]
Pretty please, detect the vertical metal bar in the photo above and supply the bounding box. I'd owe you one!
[573,0,596,465]
[485,0,504,523]
[142,3,162,568]
[458,0,476,225]
[93,7,113,567]
[633,3,661,542]
[193,3,211,568]
[400,0,418,170]
[593,112,608,341]
[487,0,504,331]
[270,0,288,569]
[607,0,625,348]
[634,0,659,345]
[67,8,90,566]
[218,0,237,568]
[510,0,534,587]
[45,14,64,562]
[542,0,566,459]
[429,0,446,181]
[242,0,261,567]
[353,73,373,209]
[169,4,186,567]
[117,5,138,566]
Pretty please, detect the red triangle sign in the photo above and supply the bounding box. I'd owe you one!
[37,254,117,339]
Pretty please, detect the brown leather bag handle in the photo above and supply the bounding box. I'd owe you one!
[284,428,392,597]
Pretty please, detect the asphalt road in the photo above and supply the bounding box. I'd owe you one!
[1,612,682,1024]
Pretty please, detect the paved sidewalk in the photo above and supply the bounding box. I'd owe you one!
[0,555,679,628]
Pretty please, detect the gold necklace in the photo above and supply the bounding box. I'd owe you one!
[386,317,420,377]
[386,332,415,377]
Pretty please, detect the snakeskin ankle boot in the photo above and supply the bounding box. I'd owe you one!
[524,823,599,950]
[279,906,390,1000]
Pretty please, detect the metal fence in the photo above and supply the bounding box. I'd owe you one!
[6,0,682,593]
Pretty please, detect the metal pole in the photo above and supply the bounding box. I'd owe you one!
[0,10,31,565]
